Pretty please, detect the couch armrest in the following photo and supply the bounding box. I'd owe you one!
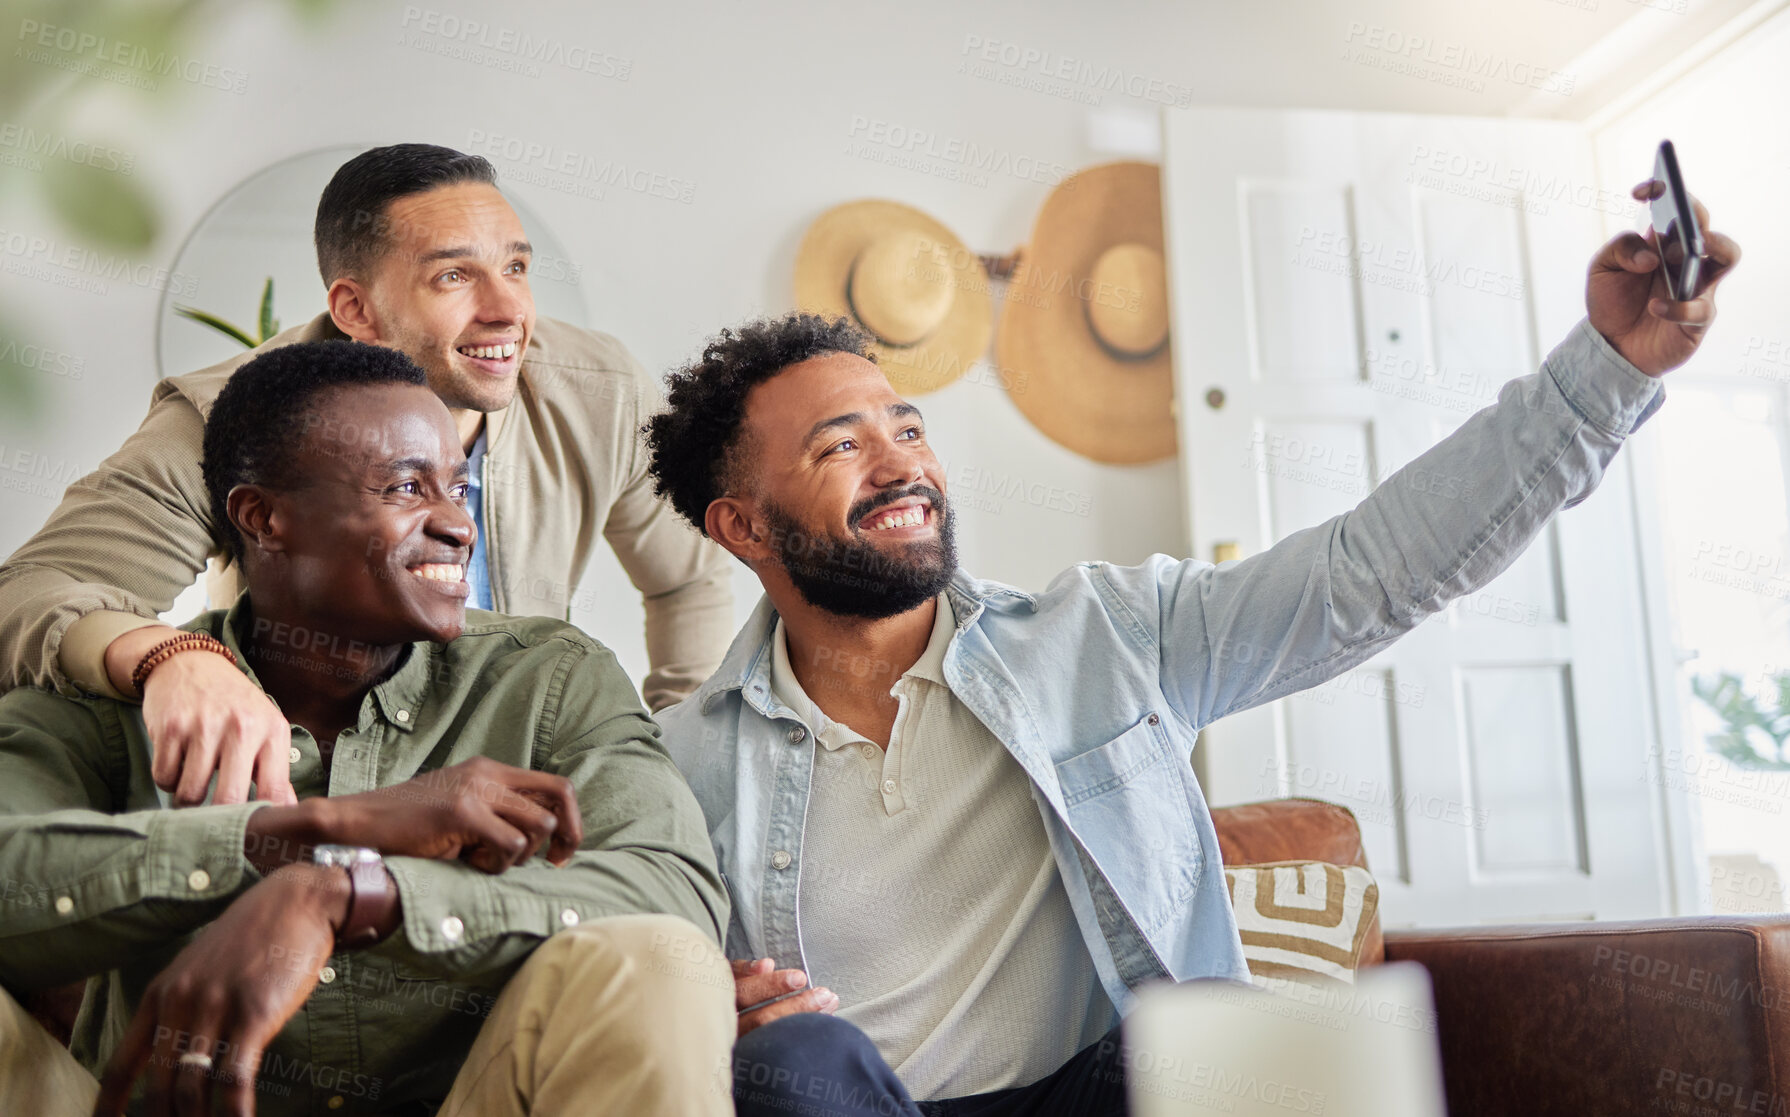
[1384,916,1790,1117]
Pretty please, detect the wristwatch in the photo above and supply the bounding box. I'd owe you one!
[311,845,395,950]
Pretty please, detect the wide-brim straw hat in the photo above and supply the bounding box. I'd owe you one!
[996,161,1175,464]
[794,200,994,395]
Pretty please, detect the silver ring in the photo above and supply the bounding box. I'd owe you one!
[177,1052,214,1072]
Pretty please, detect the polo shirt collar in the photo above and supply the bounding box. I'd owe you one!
[902,591,954,688]
[695,569,1035,715]
[768,623,863,752]
[765,593,956,752]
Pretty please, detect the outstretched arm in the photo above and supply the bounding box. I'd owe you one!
[1139,183,1739,728]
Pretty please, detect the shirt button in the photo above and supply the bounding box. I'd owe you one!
[327,1097,345,1110]
[54,896,74,916]
[882,779,897,796]
[441,916,464,942]
[396,709,411,723]
[770,850,792,870]
[187,869,211,892]
[319,966,337,984]
[1147,713,1160,726]
[287,746,302,765]
[861,745,876,760]
[787,725,806,744]
[560,908,580,928]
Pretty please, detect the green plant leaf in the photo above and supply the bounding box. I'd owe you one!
[173,305,257,349]
[41,159,157,253]
[1691,670,1790,770]
[258,277,277,342]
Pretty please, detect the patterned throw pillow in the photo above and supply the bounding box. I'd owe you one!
[1224,861,1380,986]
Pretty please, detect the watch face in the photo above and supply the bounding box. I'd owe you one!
[313,844,380,868]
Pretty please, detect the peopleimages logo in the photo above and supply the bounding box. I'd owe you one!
[957,34,1195,108]
[0,441,88,503]
[398,7,631,80]
[1341,21,1575,96]
[0,226,201,298]
[465,129,696,205]
[1404,144,1636,218]
[1292,226,1526,300]
[0,339,85,380]
[0,124,135,174]
[845,115,1074,189]
[15,19,248,94]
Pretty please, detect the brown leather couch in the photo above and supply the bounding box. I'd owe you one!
[1212,797,1790,1117]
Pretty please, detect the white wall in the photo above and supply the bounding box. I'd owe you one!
[0,0,1663,688]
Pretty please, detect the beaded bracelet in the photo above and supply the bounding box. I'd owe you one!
[130,632,238,697]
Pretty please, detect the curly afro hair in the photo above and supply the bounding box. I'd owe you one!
[643,313,875,535]
[202,339,429,563]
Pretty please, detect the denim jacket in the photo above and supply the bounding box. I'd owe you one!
[658,319,1664,1015]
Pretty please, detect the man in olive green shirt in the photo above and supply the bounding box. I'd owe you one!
[0,340,735,1115]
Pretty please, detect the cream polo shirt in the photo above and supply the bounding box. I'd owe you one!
[770,595,1116,1100]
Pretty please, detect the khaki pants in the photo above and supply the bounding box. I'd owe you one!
[0,913,734,1116]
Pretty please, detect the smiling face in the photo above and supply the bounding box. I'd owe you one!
[351,182,535,415]
[729,350,957,618]
[236,383,477,646]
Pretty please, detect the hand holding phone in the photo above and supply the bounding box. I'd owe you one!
[1583,142,1741,378]
[1649,140,1706,301]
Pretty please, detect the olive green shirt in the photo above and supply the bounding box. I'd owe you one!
[0,599,728,1115]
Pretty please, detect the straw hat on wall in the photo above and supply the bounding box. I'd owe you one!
[996,161,1175,464]
[794,199,994,395]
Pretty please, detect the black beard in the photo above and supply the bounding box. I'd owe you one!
[762,486,957,620]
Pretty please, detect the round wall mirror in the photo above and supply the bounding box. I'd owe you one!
[156,144,588,379]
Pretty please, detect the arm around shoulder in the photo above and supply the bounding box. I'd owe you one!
[0,384,221,698]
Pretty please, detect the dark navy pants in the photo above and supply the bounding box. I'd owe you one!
[732,1014,1129,1117]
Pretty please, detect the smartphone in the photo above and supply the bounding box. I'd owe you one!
[1650,140,1705,301]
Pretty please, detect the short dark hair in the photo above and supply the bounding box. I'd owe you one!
[643,314,876,534]
[314,143,498,285]
[202,340,429,563]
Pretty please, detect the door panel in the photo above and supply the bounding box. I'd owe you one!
[1458,664,1587,875]
[1242,184,1364,382]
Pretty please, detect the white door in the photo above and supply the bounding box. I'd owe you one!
[1163,108,1667,926]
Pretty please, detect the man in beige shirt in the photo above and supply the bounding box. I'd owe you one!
[0,142,733,808]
